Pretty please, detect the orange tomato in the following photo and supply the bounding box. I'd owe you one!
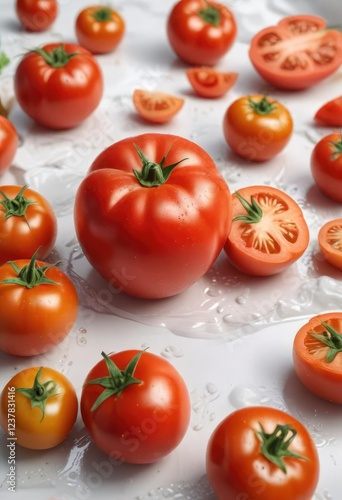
[186,67,238,98]
[293,312,342,403]
[133,89,184,124]
[318,218,342,271]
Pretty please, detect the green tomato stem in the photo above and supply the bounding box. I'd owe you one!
[93,8,112,22]
[310,321,342,362]
[232,191,263,223]
[0,185,36,223]
[32,45,80,68]
[248,96,276,115]
[198,3,221,27]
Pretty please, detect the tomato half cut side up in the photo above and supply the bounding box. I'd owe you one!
[224,186,309,276]
[186,67,238,98]
[249,14,342,90]
[318,218,342,272]
[293,312,342,403]
[314,96,342,127]
[133,89,184,124]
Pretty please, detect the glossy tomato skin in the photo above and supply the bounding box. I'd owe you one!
[186,67,238,98]
[167,0,237,66]
[14,43,103,130]
[0,367,78,449]
[206,406,319,500]
[293,313,342,403]
[249,15,342,90]
[0,259,78,356]
[311,133,342,202]
[133,89,184,123]
[75,133,231,299]
[224,186,309,276]
[223,95,293,162]
[0,185,57,264]
[0,117,18,174]
[81,350,191,463]
[16,0,58,32]
[318,218,342,271]
[314,96,342,127]
[75,6,125,54]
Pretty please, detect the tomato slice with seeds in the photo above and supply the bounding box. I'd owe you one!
[318,218,342,272]
[293,312,342,403]
[249,14,342,90]
[314,96,342,127]
[186,67,238,98]
[224,186,309,276]
[133,89,184,124]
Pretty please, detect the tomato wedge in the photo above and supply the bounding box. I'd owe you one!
[224,186,309,276]
[293,312,342,403]
[133,89,184,124]
[186,67,238,98]
[314,96,342,127]
[318,218,342,272]
[249,15,342,90]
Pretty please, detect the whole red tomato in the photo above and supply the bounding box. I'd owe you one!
[75,133,232,299]
[16,0,58,32]
[206,406,319,500]
[311,133,342,202]
[0,117,18,175]
[14,43,103,130]
[0,185,57,264]
[75,6,125,54]
[0,251,78,356]
[167,0,237,66]
[81,350,191,464]
[223,95,293,162]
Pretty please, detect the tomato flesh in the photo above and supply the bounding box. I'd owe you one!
[133,89,184,123]
[186,67,238,98]
[315,96,342,127]
[318,218,342,271]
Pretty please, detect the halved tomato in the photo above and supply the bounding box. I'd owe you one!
[249,15,342,90]
[314,96,342,127]
[133,89,184,124]
[224,186,309,276]
[318,218,342,272]
[293,312,342,403]
[186,67,238,98]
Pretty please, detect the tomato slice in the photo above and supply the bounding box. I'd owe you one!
[293,312,342,403]
[186,67,238,98]
[133,89,184,124]
[318,218,342,272]
[224,186,309,276]
[249,15,342,90]
[314,96,342,126]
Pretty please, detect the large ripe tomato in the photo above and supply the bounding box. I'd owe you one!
[75,6,125,54]
[81,350,191,463]
[311,133,342,202]
[166,0,237,66]
[0,366,78,449]
[0,117,18,175]
[16,0,58,32]
[75,133,231,299]
[186,67,238,98]
[318,218,342,272]
[14,43,103,130]
[0,185,57,264]
[224,186,309,276]
[314,96,342,127]
[206,406,319,500]
[223,94,293,162]
[293,312,342,403]
[249,15,342,90]
[0,251,78,356]
[133,89,184,124]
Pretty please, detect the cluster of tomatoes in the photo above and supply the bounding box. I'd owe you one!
[1,0,342,498]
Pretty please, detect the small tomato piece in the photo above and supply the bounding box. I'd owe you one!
[310,133,342,202]
[0,117,18,175]
[293,312,342,403]
[223,94,293,162]
[0,366,78,449]
[75,6,125,54]
[206,406,319,500]
[133,89,184,124]
[318,218,342,272]
[224,186,309,276]
[16,0,58,32]
[186,67,238,98]
[314,96,342,127]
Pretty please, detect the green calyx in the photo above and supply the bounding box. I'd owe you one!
[1,248,60,289]
[133,145,187,187]
[310,321,342,363]
[198,4,221,27]
[0,50,10,74]
[256,422,309,473]
[85,351,145,412]
[233,191,263,223]
[330,135,342,160]
[248,96,276,115]
[0,185,36,223]
[93,7,112,22]
[32,45,80,68]
[16,367,59,422]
